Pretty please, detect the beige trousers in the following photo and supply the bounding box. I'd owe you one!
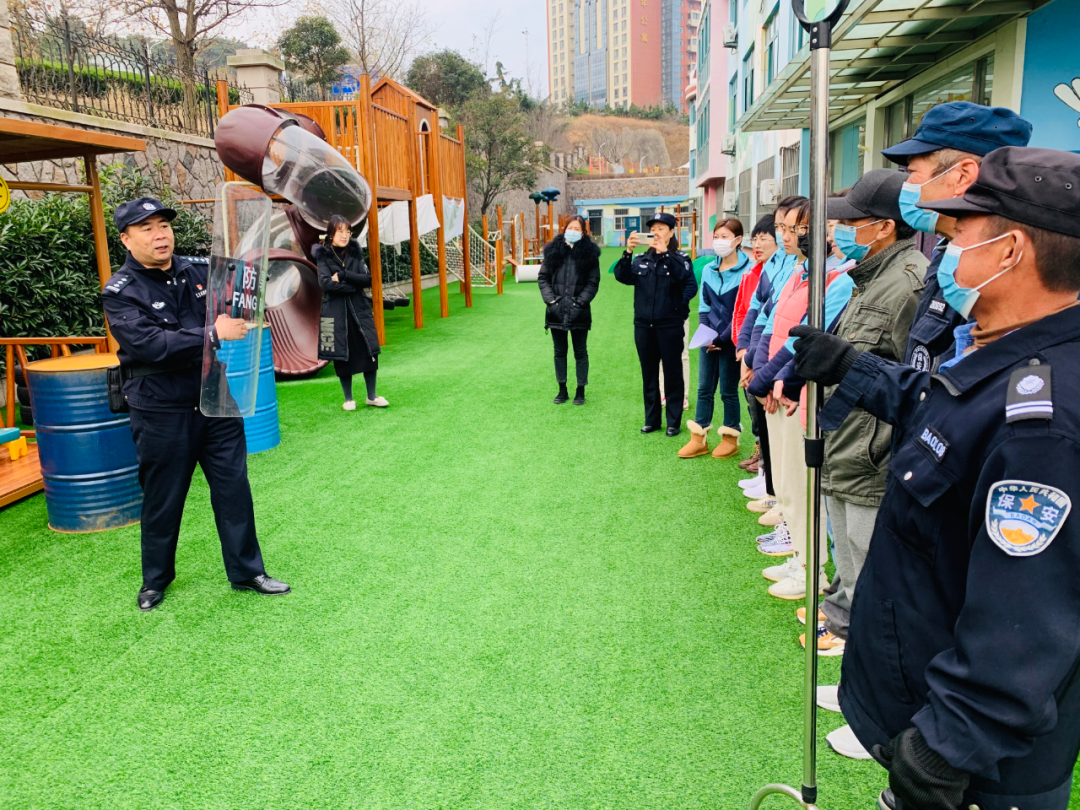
[765,406,828,563]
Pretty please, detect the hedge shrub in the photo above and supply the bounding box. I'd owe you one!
[0,161,210,358]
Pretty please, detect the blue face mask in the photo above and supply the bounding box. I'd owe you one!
[833,220,883,263]
[898,163,959,234]
[775,229,788,255]
[564,229,582,244]
[937,232,1021,319]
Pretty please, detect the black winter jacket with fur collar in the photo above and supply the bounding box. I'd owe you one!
[537,235,602,331]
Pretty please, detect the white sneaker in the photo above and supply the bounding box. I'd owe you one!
[738,471,764,489]
[768,565,828,600]
[366,396,389,407]
[342,400,357,411]
[747,497,777,513]
[817,685,841,713]
[742,481,767,499]
[763,554,802,583]
[683,398,689,411]
[826,724,872,760]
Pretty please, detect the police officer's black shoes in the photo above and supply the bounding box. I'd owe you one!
[641,425,660,434]
[666,427,681,437]
[137,587,164,611]
[231,574,291,595]
[877,789,896,810]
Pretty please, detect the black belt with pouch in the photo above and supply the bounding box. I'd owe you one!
[106,359,200,414]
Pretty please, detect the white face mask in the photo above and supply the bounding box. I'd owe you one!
[714,238,735,257]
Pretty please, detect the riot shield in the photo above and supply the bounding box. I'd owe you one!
[200,182,273,417]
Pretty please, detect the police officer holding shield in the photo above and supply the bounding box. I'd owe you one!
[881,101,1032,372]
[102,197,289,611]
[791,147,1080,810]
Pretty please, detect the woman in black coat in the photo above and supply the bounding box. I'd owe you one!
[537,215,601,405]
[316,215,387,411]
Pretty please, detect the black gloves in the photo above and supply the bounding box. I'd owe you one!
[789,324,859,386]
[872,727,969,810]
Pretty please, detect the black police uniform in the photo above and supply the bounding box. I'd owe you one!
[820,305,1080,810]
[614,243,698,430]
[102,252,266,592]
[903,244,967,371]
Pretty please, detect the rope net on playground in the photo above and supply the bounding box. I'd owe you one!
[418,226,498,288]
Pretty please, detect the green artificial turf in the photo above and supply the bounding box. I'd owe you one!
[2,248,1071,808]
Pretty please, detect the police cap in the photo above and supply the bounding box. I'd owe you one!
[881,101,1032,166]
[114,197,177,231]
[645,212,677,229]
[918,147,1080,239]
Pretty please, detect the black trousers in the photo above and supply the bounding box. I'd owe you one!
[634,325,685,430]
[746,392,774,496]
[551,328,589,386]
[129,407,265,591]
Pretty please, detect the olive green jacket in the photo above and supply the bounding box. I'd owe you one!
[822,239,927,507]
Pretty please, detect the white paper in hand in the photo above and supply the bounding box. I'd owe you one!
[690,324,719,349]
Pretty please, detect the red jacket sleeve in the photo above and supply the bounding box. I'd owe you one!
[731,262,763,344]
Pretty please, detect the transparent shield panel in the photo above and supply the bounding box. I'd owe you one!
[260,123,373,231]
[200,182,273,417]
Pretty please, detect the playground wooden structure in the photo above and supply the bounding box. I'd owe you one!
[0,118,145,509]
[216,77,489,345]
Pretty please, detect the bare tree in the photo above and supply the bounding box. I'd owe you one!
[587,126,642,169]
[125,0,285,129]
[330,0,431,81]
[467,9,502,80]
[524,103,568,152]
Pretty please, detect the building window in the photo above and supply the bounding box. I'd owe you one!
[780,142,800,198]
[790,12,806,58]
[728,76,738,131]
[614,208,630,231]
[738,167,752,235]
[882,55,996,149]
[764,9,779,85]
[742,46,755,113]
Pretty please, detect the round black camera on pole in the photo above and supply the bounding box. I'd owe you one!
[749,2,849,809]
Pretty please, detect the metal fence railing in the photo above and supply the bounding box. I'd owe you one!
[11,12,251,138]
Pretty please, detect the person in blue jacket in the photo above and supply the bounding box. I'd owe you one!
[881,101,1032,372]
[791,146,1080,810]
[101,198,290,612]
[679,217,750,459]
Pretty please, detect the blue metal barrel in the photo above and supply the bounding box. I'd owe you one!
[217,326,280,453]
[27,354,142,533]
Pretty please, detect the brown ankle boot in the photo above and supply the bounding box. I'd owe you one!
[712,426,741,459]
[678,421,711,458]
[739,441,761,470]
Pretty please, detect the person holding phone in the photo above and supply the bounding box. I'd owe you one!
[315,215,387,411]
[614,212,698,436]
[537,215,602,404]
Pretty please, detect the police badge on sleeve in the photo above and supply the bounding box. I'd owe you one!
[986,480,1071,557]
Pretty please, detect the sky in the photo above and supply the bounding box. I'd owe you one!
[423,2,549,99]
[244,0,549,99]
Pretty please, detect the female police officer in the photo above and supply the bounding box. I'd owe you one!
[791,147,1080,810]
[102,197,289,611]
[614,212,698,436]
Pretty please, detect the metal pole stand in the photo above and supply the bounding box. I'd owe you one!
[749,1,849,808]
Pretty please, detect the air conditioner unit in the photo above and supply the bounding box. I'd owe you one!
[758,178,779,206]
[721,133,737,156]
[722,191,738,213]
[723,23,738,49]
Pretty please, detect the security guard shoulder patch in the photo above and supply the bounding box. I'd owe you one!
[103,273,133,296]
[927,298,947,316]
[1006,362,1052,422]
[986,480,1071,557]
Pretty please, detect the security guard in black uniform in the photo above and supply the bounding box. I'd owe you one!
[881,101,1032,372]
[790,147,1080,810]
[102,198,290,611]
[614,212,698,436]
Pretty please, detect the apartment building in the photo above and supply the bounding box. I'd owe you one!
[548,0,701,110]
